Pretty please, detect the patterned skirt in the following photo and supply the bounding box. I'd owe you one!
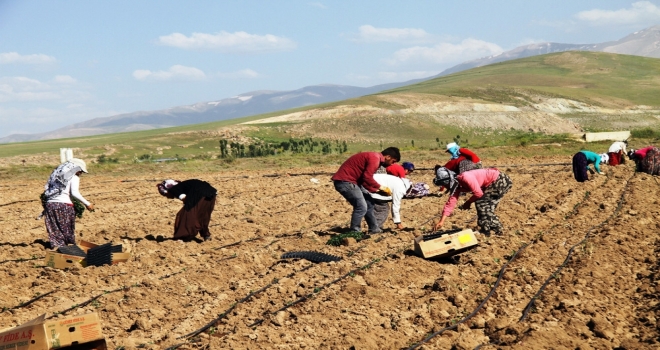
[44,202,76,249]
[457,160,483,174]
[474,172,513,235]
[640,147,660,175]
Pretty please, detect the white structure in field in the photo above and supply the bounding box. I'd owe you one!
[60,148,74,163]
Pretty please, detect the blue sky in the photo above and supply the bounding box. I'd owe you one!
[1,0,659,137]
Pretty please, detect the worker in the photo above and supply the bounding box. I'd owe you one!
[372,161,415,229]
[443,142,482,174]
[158,179,217,241]
[607,140,627,166]
[572,150,604,182]
[385,161,415,178]
[432,167,512,236]
[42,158,94,248]
[631,146,660,175]
[369,174,412,230]
[332,147,400,233]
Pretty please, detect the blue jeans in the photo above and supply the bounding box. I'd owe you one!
[333,180,377,232]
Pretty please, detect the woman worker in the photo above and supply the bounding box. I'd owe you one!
[572,150,604,182]
[158,179,217,241]
[443,142,482,174]
[630,146,660,175]
[432,166,512,236]
[42,158,94,248]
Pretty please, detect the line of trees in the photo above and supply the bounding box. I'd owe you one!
[219,137,348,159]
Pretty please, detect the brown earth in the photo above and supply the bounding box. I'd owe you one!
[0,156,659,349]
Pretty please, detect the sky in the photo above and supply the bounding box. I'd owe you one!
[1,0,660,138]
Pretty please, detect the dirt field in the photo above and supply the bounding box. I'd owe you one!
[0,156,658,349]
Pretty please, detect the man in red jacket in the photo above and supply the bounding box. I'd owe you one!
[332,147,400,233]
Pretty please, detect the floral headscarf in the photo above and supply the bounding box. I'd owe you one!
[43,161,83,200]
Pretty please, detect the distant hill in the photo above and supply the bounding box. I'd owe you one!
[437,25,660,76]
[0,81,424,144]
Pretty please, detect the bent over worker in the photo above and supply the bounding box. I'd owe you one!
[331,147,400,233]
[158,179,217,241]
[369,173,412,230]
[432,167,512,236]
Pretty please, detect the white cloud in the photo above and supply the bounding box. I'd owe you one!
[0,52,56,64]
[53,75,77,84]
[158,31,297,53]
[0,77,59,102]
[576,1,660,25]
[386,38,504,65]
[353,25,432,43]
[309,2,327,9]
[217,69,260,79]
[133,65,207,82]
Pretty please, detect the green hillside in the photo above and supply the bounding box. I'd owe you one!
[376,51,660,107]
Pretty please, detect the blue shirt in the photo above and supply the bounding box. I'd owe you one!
[580,150,602,173]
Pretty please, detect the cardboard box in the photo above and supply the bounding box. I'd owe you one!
[43,241,130,269]
[0,312,107,350]
[44,252,85,269]
[414,228,479,259]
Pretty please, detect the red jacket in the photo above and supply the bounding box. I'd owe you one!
[443,148,480,172]
[332,152,384,192]
[385,163,406,178]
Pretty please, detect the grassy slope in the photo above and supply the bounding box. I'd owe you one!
[2,51,660,161]
[376,51,660,107]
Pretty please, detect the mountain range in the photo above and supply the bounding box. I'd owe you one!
[3,25,660,144]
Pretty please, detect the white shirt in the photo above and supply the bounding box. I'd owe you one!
[369,174,411,224]
[47,175,91,206]
[608,141,627,154]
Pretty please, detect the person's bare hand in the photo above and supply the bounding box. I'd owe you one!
[86,203,95,211]
[395,223,404,230]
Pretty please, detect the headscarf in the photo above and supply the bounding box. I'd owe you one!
[43,161,83,200]
[446,142,460,160]
[600,153,609,164]
[157,179,180,196]
[433,166,459,195]
[402,162,415,171]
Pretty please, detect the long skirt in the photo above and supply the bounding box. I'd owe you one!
[44,202,76,249]
[640,147,660,175]
[174,196,216,239]
[572,152,589,182]
[607,151,623,166]
[457,160,482,174]
[474,172,513,235]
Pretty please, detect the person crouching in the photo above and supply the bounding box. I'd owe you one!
[158,179,217,241]
[432,167,512,236]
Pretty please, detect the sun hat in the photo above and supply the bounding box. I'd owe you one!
[446,142,459,152]
[402,162,415,171]
[69,158,88,173]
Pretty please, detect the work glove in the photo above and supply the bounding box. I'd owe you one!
[378,186,392,196]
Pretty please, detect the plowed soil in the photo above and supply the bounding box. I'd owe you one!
[1,156,658,349]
